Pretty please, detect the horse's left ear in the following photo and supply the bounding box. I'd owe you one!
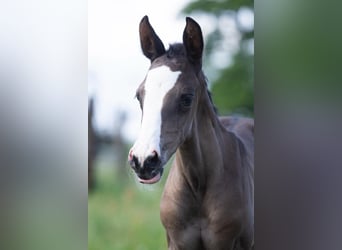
[183,17,204,68]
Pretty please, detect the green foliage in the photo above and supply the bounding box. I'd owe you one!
[212,51,254,115]
[183,0,253,14]
[182,0,254,116]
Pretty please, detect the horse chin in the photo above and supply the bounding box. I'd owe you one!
[138,168,164,184]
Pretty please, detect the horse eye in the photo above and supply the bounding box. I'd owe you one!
[180,94,194,108]
[135,93,140,101]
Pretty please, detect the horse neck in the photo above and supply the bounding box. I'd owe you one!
[175,85,230,194]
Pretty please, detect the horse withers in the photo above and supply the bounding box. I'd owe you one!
[128,16,254,250]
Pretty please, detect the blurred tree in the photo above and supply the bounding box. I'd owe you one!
[182,0,254,116]
[88,98,99,191]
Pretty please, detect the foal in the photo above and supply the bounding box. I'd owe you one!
[128,16,254,250]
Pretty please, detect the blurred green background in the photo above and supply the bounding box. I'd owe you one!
[89,0,253,249]
[88,155,171,250]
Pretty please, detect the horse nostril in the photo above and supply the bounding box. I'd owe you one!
[144,151,160,168]
[130,155,140,170]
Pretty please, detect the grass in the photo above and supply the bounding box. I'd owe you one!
[88,160,169,250]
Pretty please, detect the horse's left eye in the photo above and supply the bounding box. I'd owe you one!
[180,94,194,108]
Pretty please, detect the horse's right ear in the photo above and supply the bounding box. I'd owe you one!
[139,16,166,62]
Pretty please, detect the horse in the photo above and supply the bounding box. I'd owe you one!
[128,16,254,250]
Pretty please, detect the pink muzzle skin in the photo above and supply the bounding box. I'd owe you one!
[138,172,161,184]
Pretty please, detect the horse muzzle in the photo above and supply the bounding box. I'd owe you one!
[128,150,163,184]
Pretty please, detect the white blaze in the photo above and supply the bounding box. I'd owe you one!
[132,66,181,164]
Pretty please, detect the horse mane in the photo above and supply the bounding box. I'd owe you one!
[206,87,218,114]
[166,43,185,58]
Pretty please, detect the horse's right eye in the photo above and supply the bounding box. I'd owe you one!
[136,93,141,102]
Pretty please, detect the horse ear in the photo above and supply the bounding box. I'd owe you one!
[183,17,204,68]
[139,16,166,62]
